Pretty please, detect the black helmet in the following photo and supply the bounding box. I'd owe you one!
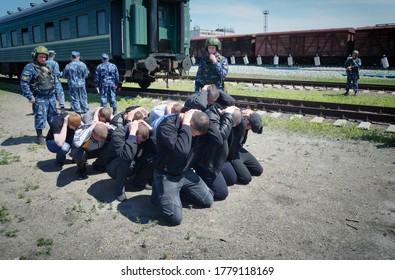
[205,37,221,51]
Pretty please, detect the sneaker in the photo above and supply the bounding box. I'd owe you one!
[354,91,358,96]
[117,193,127,202]
[77,169,88,180]
[60,107,66,114]
[37,135,45,145]
[343,92,349,96]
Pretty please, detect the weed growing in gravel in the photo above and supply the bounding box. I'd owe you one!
[36,237,53,256]
[27,143,39,152]
[5,229,19,238]
[24,181,40,192]
[0,149,20,165]
[0,206,11,223]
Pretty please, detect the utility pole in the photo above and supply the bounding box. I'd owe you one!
[263,10,269,32]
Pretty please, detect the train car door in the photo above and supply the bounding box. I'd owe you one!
[158,1,181,54]
[111,0,123,58]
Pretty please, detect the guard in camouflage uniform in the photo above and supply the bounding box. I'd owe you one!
[20,45,58,144]
[46,50,66,113]
[343,50,362,96]
[94,53,120,114]
[62,51,89,114]
[194,37,229,92]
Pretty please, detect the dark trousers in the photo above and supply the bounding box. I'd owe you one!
[194,161,236,201]
[106,156,153,196]
[70,146,106,171]
[151,169,213,226]
[231,147,263,185]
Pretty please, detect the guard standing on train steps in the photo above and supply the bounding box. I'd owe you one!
[344,50,362,96]
[94,53,120,115]
[20,45,58,145]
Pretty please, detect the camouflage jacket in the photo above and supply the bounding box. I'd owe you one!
[20,61,56,101]
[195,53,229,92]
[63,60,89,87]
[94,61,120,88]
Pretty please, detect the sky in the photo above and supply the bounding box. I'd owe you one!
[1,0,395,34]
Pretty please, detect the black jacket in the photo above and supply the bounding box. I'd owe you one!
[227,117,247,161]
[104,124,155,167]
[194,103,233,175]
[153,113,196,176]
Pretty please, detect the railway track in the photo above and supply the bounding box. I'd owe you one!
[120,87,395,124]
[2,76,395,124]
[160,75,395,92]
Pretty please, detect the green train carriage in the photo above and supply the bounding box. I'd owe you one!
[0,0,191,88]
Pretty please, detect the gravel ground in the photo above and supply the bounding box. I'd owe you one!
[0,90,395,260]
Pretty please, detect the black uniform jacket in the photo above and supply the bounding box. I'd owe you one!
[104,124,155,166]
[194,103,233,175]
[153,113,195,176]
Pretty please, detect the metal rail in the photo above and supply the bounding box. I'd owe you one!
[160,75,395,92]
[2,77,394,123]
[120,87,395,124]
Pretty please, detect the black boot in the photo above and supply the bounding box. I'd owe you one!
[343,90,349,96]
[113,107,117,114]
[36,129,45,145]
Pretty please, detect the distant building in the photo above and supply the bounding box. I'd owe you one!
[190,25,235,38]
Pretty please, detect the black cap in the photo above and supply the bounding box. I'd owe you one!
[249,112,263,134]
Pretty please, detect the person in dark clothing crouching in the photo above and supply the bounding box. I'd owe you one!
[151,109,213,226]
[193,104,241,200]
[227,109,263,185]
[104,119,155,202]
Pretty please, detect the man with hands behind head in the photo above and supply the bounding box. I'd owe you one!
[105,119,155,202]
[151,109,213,226]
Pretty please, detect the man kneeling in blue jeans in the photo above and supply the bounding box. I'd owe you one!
[151,109,214,226]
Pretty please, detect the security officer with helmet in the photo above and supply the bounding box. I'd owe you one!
[343,50,362,96]
[20,45,58,144]
[195,37,229,93]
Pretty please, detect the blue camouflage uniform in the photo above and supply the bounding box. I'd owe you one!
[62,52,89,113]
[94,54,119,110]
[20,61,58,131]
[195,53,229,92]
[344,54,362,95]
[46,54,65,109]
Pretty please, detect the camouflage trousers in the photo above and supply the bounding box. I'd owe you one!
[56,80,65,107]
[69,86,89,114]
[99,84,117,108]
[32,95,58,130]
[345,72,359,92]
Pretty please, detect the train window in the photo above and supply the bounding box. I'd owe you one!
[45,23,55,42]
[60,19,71,40]
[0,33,4,48]
[97,10,106,35]
[33,25,42,43]
[22,28,30,45]
[77,15,89,37]
[11,31,18,47]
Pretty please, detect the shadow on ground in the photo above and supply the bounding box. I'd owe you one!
[117,195,163,225]
[1,135,37,146]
